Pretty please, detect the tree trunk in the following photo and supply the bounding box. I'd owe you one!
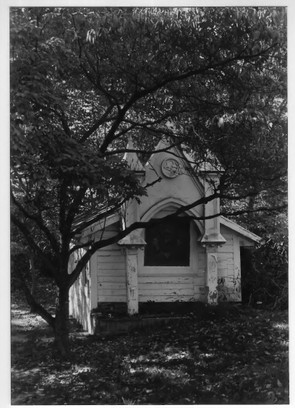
[54,286,70,357]
[29,252,37,299]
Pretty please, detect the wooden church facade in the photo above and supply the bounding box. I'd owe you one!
[69,140,260,333]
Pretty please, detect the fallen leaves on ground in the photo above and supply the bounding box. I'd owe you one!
[11,301,288,405]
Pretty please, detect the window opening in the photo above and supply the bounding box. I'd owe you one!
[144,217,190,266]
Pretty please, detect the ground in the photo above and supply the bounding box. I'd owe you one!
[11,295,288,405]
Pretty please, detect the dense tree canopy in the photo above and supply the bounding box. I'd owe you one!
[10,7,287,354]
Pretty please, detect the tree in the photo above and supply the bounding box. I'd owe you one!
[10,7,287,355]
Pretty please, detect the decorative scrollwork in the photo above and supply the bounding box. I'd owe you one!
[161,158,182,178]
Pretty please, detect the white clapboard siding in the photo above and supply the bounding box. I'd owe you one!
[98,282,126,289]
[139,289,195,298]
[98,271,126,278]
[138,275,204,288]
[139,282,193,291]
[218,253,234,278]
[93,224,119,240]
[97,276,126,284]
[98,251,125,257]
[140,294,197,302]
[97,263,126,270]
[197,250,206,282]
[139,275,200,284]
[69,249,92,332]
[97,288,126,296]
[98,295,127,302]
[138,274,205,302]
[219,225,242,301]
[97,257,124,264]
[95,223,127,303]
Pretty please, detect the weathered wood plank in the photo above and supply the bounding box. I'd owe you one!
[98,283,126,290]
[97,263,126,270]
[139,276,193,284]
[139,294,200,302]
[98,249,124,255]
[220,247,234,252]
[97,256,125,263]
[97,276,126,283]
[98,288,127,296]
[97,249,124,255]
[139,288,195,296]
[139,274,195,281]
[99,271,126,278]
[98,296,127,302]
[139,268,194,276]
[218,253,234,265]
[139,283,194,291]
[139,277,204,287]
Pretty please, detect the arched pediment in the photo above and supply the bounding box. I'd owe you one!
[140,197,204,234]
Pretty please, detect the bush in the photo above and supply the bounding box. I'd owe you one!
[242,237,288,309]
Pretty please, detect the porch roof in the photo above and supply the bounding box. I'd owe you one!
[220,216,262,243]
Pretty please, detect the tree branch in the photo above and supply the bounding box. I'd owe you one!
[79,105,115,143]
[103,142,183,158]
[98,48,276,154]
[11,192,60,254]
[16,267,55,328]
[65,186,88,230]
[11,215,58,277]
[70,197,129,237]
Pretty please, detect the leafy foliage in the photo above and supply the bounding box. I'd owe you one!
[242,237,288,309]
[10,6,287,353]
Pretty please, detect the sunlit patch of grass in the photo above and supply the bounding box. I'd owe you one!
[273,322,288,331]
[279,340,288,348]
[165,350,191,361]
[42,372,71,386]
[72,365,93,374]
[129,349,191,365]
[128,364,190,384]
[200,353,215,358]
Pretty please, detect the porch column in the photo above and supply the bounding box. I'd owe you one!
[125,247,139,315]
[204,244,219,305]
[200,171,226,245]
[200,164,226,304]
[118,233,146,316]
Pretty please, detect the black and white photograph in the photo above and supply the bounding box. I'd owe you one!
[9,4,288,405]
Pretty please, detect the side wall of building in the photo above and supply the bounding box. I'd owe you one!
[94,223,127,306]
[69,221,127,329]
[218,225,242,302]
[69,249,92,332]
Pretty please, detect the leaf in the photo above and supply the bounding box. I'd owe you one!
[253,30,260,40]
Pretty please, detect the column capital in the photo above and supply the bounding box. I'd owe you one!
[201,233,226,248]
[118,232,146,249]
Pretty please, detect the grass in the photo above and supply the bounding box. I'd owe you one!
[11,294,289,405]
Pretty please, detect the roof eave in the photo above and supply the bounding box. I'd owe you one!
[220,216,262,243]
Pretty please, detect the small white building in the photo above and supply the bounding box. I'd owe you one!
[69,140,260,333]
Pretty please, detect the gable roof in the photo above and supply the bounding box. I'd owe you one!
[220,216,261,243]
[123,137,145,172]
[144,138,205,196]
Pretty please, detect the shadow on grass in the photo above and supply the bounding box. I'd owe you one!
[11,300,289,405]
